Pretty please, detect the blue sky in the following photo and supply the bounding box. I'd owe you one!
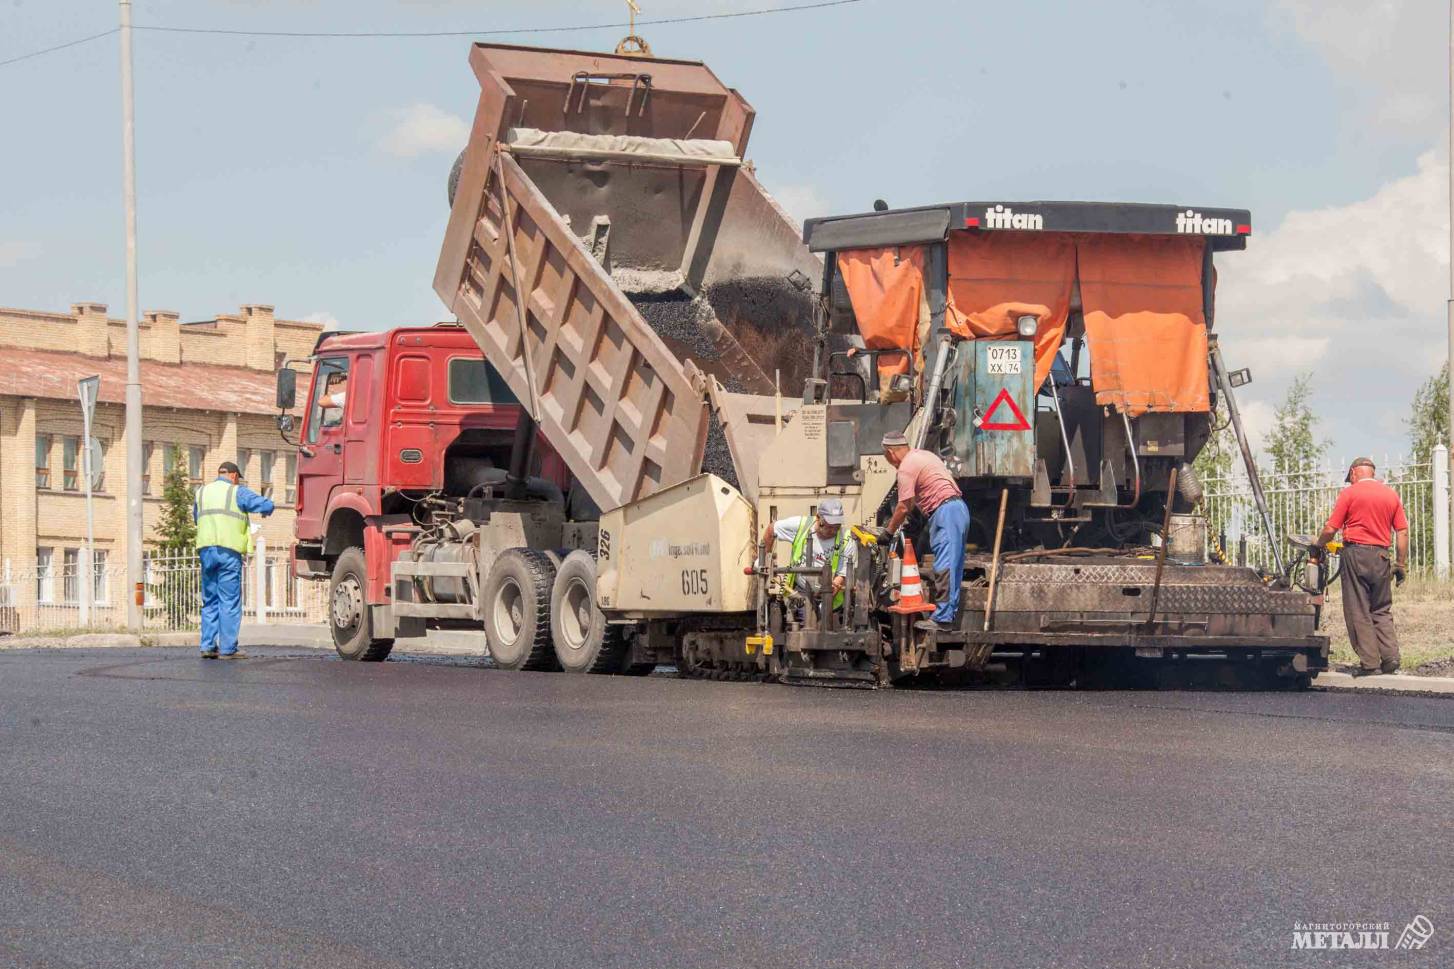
[2,0,1449,457]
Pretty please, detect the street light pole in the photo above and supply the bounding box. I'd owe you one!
[119,0,144,628]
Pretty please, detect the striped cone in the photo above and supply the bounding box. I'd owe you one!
[888,539,935,615]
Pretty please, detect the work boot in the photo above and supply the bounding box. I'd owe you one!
[1380,660,1401,674]
[1348,665,1383,678]
[218,650,248,661]
[200,649,219,659]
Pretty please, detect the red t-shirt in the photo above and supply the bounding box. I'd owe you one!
[896,449,962,516]
[1324,479,1408,547]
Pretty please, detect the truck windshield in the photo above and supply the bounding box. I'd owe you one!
[448,357,518,405]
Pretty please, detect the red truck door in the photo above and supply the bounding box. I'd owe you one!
[295,354,349,539]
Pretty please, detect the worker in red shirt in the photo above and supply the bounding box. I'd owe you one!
[881,431,971,629]
[1315,457,1409,676]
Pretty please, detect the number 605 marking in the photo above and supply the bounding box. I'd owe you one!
[681,568,709,596]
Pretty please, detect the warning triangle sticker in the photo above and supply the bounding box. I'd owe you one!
[979,388,1031,432]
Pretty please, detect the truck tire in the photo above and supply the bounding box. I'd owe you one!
[330,547,394,662]
[549,551,627,674]
[482,548,558,671]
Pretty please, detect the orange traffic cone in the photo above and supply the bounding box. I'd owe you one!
[889,539,936,615]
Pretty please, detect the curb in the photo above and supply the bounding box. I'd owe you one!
[1313,670,1454,695]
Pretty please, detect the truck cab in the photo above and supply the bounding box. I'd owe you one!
[285,325,574,655]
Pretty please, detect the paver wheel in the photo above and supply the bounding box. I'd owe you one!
[330,546,394,662]
[550,551,627,674]
[482,548,558,671]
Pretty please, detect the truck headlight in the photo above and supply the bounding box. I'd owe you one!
[1016,314,1038,337]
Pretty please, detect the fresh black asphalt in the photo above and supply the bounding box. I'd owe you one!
[1,646,1450,969]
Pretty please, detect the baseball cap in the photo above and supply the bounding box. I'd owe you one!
[217,461,242,478]
[817,498,845,525]
[1345,457,1375,483]
[881,431,909,447]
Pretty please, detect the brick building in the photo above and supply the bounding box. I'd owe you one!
[0,302,321,612]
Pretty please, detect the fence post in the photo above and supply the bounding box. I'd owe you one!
[254,535,269,626]
[1434,444,1450,580]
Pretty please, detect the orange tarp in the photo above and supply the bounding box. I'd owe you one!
[835,246,927,387]
[1078,235,1209,416]
[945,232,1075,389]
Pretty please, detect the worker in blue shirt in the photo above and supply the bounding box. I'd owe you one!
[194,461,275,659]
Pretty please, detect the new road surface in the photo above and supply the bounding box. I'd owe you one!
[1,646,1449,968]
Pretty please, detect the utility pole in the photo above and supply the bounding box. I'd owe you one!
[119,0,144,628]
[1447,0,1454,573]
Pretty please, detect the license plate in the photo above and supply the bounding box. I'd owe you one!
[986,345,1022,375]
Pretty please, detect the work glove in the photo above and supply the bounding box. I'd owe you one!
[869,526,894,546]
[1393,564,1407,587]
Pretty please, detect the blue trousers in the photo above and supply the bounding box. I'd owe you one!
[199,546,244,655]
[927,498,971,624]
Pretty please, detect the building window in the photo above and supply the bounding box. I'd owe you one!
[92,549,109,605]
[142,442,154,495]
[259,450,276,498]
[36,547,54,602]
[35,434,51,489]
[188,446,205,486]
[62,548,80,603]
[284,452,297,505]
[239,448,253,486]
[62,436,80,491]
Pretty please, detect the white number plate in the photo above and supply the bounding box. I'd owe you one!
[986,345,1022,375]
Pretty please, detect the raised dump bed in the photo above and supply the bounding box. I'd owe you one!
[434,43,821,511]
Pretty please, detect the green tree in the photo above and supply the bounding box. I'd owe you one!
[150,449,198,625]
[1263,372,1326,484]
[1406,362,1449,467]
[154,449,196,551]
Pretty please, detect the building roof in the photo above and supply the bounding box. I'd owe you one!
[0,347,282,416]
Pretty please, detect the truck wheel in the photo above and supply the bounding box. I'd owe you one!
[330,547,394,662]
[550,551,627,674]
[483,548,558,671]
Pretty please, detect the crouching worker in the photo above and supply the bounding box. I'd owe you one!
[760,498,855,619]
[880,431,970,630]
[195,461,275,659]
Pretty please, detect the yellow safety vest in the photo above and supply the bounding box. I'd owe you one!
[784,517,846,610]
[195,479,250,553]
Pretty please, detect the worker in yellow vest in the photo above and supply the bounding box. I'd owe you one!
[759,498,855,614]
[195,461,274,659]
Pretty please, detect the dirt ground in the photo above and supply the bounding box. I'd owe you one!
[1323,577,1454,673]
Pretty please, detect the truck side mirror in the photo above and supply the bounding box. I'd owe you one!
[276,368,297,410]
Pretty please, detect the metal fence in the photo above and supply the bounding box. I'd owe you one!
[0,544,328,637]
[1202,457,1443,575]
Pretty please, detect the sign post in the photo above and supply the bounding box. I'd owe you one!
[78,376,101,626]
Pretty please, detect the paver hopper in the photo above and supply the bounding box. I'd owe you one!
[435,43,822,511]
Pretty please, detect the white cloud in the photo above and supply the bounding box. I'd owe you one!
[1218,147,1448,372]
[1271,0,1446,135]
[0,241,40,267]
[378,103,469,159]
[1236,399,1277,451]
[301,310,341,331]
[766,182,830,223]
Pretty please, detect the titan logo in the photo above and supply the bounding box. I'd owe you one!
[1175,209,1234,235]
[984,204,1044,230]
